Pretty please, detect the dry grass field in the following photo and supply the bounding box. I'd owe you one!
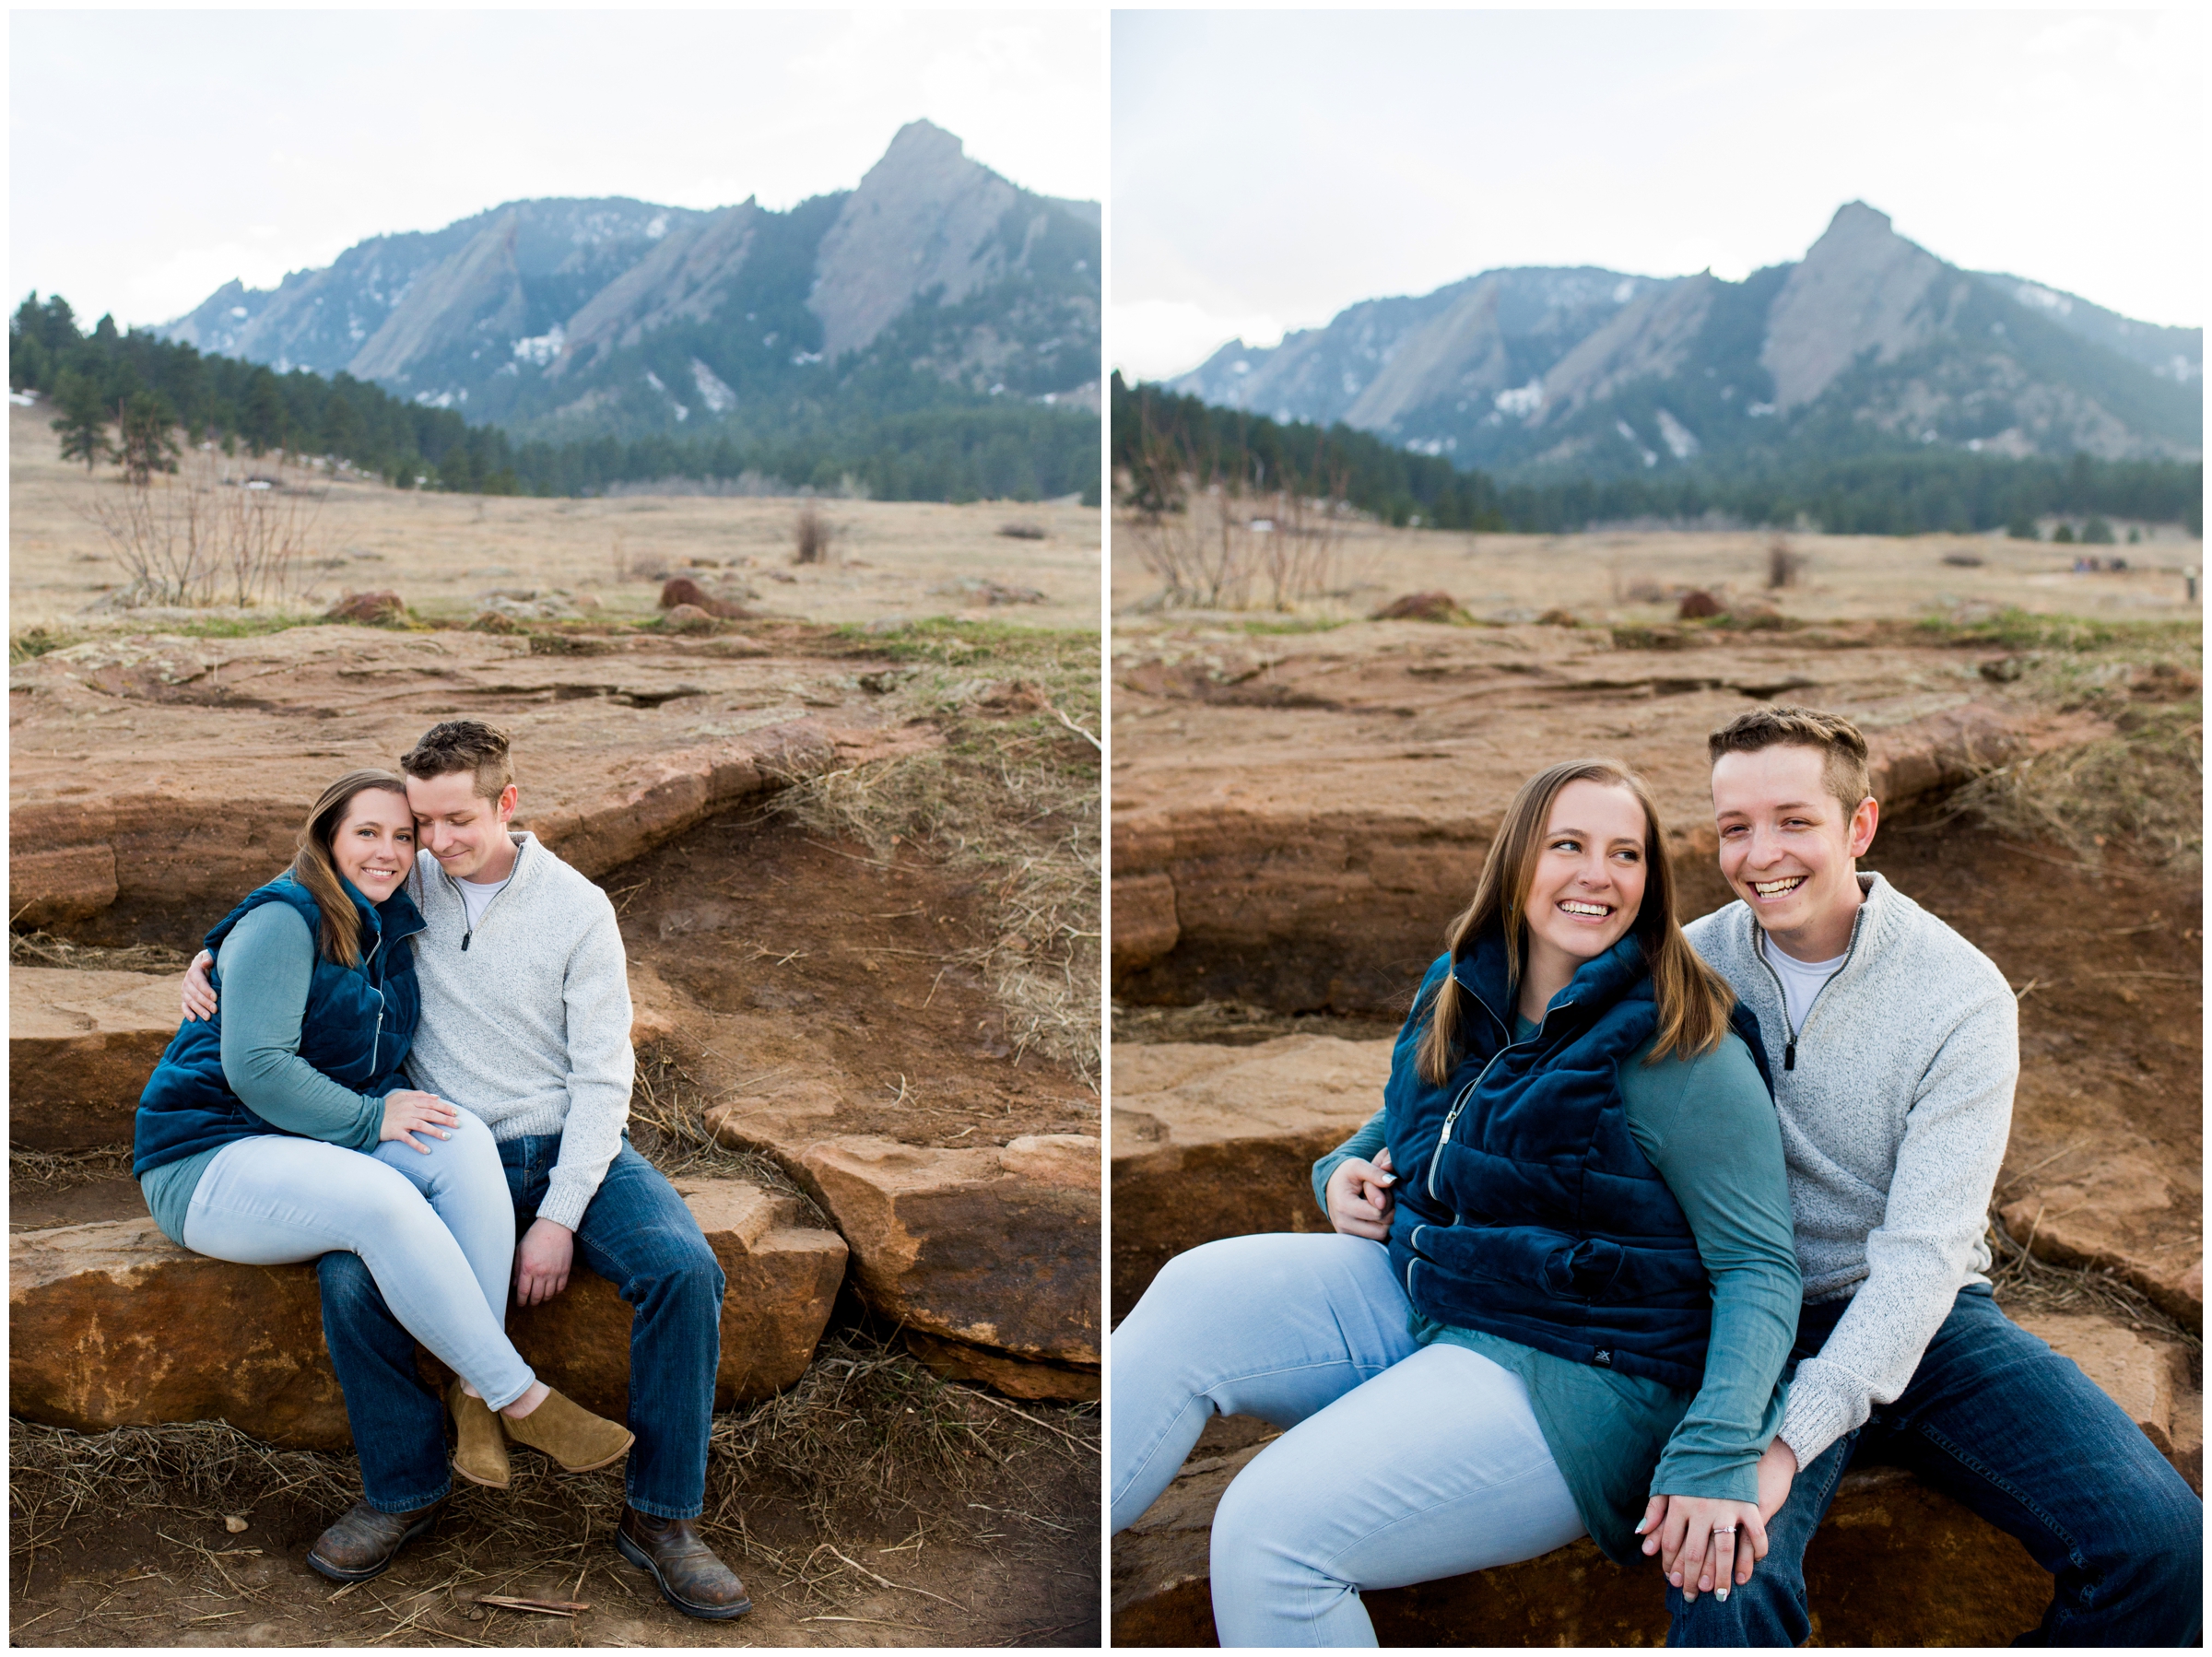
[10,403,1099,635]
[1112,503,2202,629]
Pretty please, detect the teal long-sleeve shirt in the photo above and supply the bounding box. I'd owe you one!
[1313,1020,1799,1567]
[139,903,391,1244]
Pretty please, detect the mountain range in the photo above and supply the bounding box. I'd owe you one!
[160,121,1100,443]
[1168,204,2200,479]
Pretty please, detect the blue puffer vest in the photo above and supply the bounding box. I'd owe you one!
[132,872,427,1177]
[1383,927,1771,1391]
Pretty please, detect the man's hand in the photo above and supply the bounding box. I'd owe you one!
[1755,1437,1797,1525]
[514,1217,574,1307]
[182,949,218,1022]
[1638,1491,1769,1604]
[1324,1147,1396,1240]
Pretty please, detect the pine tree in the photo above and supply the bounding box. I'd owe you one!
[50,370,114,472]
[118,391,182,485]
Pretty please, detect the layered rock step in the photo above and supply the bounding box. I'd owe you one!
[1111,1035,1389,1322]
[1114,1310,2200,1644]
[708,1101,1101,1400]
[10,968,182,1150]
[9,627,940,936]
[1112,628,2109,1009]
[10,1178,846,1450]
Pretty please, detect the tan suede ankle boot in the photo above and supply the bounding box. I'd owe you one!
[449,1379,510,1489]
[501,1389,634,1474]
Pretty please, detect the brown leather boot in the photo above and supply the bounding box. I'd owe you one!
[614,1506,752,1619]
[307,1498,444,1582]
[449,1379,510,1489]
[500,1388,634,1474]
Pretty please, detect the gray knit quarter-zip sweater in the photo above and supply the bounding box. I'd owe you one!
[1684,872,2018,1467]
[404,832,633,1232]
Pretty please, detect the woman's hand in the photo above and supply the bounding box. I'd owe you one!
[182,950,218,1022]
[1325,1147,1396,1240]
[1637,1491,1768,1604]
[380,1089,460,1155]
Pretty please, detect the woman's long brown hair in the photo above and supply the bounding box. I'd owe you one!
[290,770,412,969]
[1415,758,1735,1084]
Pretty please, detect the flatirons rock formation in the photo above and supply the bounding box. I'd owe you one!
[1171,203,2200,474]
[161,122,1100,440]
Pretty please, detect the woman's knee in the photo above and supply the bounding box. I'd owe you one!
[1209,1448,1330,1588]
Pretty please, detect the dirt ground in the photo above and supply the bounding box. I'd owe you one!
[619,816,1099,1152]
[9,403,1099,635]
[8,1329,1099,1650]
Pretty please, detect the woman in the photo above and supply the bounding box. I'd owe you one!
[1110,758,1801,1645]
[132,770,630,1531]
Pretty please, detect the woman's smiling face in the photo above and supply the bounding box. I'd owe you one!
[1521,779,1648,984]
[330,788,417,902]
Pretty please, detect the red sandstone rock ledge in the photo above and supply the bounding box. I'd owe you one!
[10,1179,845,1450]
[10,628,940,934]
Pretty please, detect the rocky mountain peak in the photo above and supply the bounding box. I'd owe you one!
[1760,200,1947,410]
[807,120,1020,362]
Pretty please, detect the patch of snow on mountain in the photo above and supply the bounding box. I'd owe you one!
[230,306,249,320]
[1747,402,1777,417]
[1231,359,1251,376]
[1616,418,1658,467]
[1612,279,1636,304]
[2013,282,2072,317]
[644,370,667,393]
[793,350,823,366]
[414,389,456,409]
[1495,380,1544,419]
[1655,408,1700,460]
[646,213,669,241]
[513,325,566,367]
[690,358,735,414]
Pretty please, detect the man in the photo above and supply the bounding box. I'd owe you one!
[185,720,748,1619]
[1653,704,2199,1645]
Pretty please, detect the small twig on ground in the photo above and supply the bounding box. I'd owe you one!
[949,1386,1101,1455]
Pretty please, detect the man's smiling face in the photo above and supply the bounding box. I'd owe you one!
[1712,743,1878,960]
[406,770,518,883]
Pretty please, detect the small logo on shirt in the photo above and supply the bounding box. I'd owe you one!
[1594,1349,1612,1367]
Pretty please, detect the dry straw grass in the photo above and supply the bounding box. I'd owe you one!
[10,1329,1099,1585]
[1918,623,2203,872]
[10,930,194,973]
[1986,1209,2201,1368]
[771,630,1101,1087]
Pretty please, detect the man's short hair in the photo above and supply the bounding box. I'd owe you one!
[400,719,512,802]
[1707,705,1873,817]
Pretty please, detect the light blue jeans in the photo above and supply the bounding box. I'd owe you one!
[1112,1230,1586,1646]
[182,1111,535,1410]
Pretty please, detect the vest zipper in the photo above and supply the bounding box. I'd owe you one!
[1424,997,1571,1203]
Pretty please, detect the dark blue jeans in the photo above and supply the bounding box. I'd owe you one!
[318,1134,725,1519]
[1668,1284,2202,1646]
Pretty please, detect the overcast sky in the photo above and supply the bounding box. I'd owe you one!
[1114,9,2205,382]
[11,9,1104,329]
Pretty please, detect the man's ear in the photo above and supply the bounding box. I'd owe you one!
[1847,795,1879,858]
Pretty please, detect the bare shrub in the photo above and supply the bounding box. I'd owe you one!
[794,504,832,565]
[1124,418,1347,610]
[1767,538,1806,589]
[997,522,1048,541]
[82,450,322,608]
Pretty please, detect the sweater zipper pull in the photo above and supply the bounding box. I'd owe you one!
[1784,1038,1796,1071]
[462,927,472,952]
